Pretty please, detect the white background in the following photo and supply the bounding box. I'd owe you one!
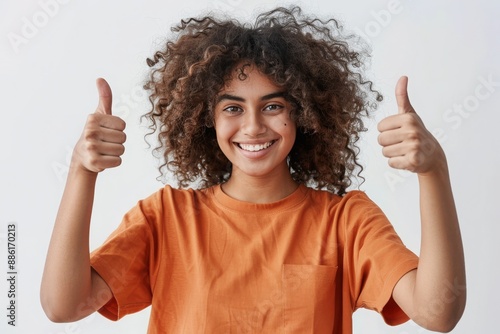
[1,0,499,333]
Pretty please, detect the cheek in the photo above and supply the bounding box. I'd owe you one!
[270,115,296,137]
[214,119,236,145]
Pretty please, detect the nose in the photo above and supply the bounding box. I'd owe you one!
[242,110,266,137]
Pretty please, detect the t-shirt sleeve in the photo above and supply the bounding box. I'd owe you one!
[342,191,419,326]
[90,193,160,321]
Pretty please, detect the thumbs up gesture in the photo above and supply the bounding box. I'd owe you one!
[377,76,445,175]
[72,78,127,173]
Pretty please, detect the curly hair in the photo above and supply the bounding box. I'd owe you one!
[143,6,382,195]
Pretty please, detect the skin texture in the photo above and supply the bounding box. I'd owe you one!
[379,77,466,332]
[40,78,118,321]
[214,65,298,203]
[40,74,466,332]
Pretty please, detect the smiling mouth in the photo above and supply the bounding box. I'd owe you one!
[236,140,277,152]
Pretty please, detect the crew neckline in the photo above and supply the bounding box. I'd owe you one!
[211,183,310,213]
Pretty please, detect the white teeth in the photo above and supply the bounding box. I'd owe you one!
[239,141,274,152]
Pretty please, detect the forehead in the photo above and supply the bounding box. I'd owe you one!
[219,63,283,95]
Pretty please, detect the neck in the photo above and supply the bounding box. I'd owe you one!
[221,166,299,204]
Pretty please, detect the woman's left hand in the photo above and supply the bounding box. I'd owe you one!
[377,76,446,175]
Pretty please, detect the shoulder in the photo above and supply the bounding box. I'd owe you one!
[306,187,388,229]
[128,185,215,221]
[142,184,213,205]
[306,187,376,211]
[337,190,381,213]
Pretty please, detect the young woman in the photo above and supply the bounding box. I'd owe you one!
[41,6,466,333]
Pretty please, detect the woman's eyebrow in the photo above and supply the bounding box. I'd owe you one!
[216,91,286,104]
[216,93,245,103]
[261,92,286,101]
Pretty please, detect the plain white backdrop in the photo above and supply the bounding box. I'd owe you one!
[1,0,499,333]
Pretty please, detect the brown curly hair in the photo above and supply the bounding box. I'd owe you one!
[143,6,382,195]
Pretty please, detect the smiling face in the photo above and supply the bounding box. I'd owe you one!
[214,64,296,181]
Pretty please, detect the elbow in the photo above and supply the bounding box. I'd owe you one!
[426,316,460,333]
[41,301,65,323]
[440,290,467,333]
[40,293,68,323]
[414,293,466,333]
[415,313,461,333]
[440,305,466,333]
[41,301,83,323]
[40,289,81,323]
[430,318,459,333]
[43,308,68,323]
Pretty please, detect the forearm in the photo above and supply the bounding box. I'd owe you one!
[412,158,466,330]
[40,164,98,321]
[41,78,123,322]
[380,76,466,331]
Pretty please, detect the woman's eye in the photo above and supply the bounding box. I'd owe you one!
[223,106,242,114]
[264,104,283,112]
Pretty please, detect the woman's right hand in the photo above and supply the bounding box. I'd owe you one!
[72,78,127,173]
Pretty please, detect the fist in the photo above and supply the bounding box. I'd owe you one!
[72,78,127,173]
[377,76,445,174]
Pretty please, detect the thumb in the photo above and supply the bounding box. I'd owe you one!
[95,77,113,115]
[395,76,415,114]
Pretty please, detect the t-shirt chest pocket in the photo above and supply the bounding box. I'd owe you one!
[282,264,338,333]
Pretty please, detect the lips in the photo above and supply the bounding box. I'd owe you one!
[236,140,277,152]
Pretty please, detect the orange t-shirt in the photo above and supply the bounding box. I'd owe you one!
[90,184,418,333]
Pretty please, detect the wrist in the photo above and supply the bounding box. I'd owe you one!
[417,145,448,178]
[68,162,99,181]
